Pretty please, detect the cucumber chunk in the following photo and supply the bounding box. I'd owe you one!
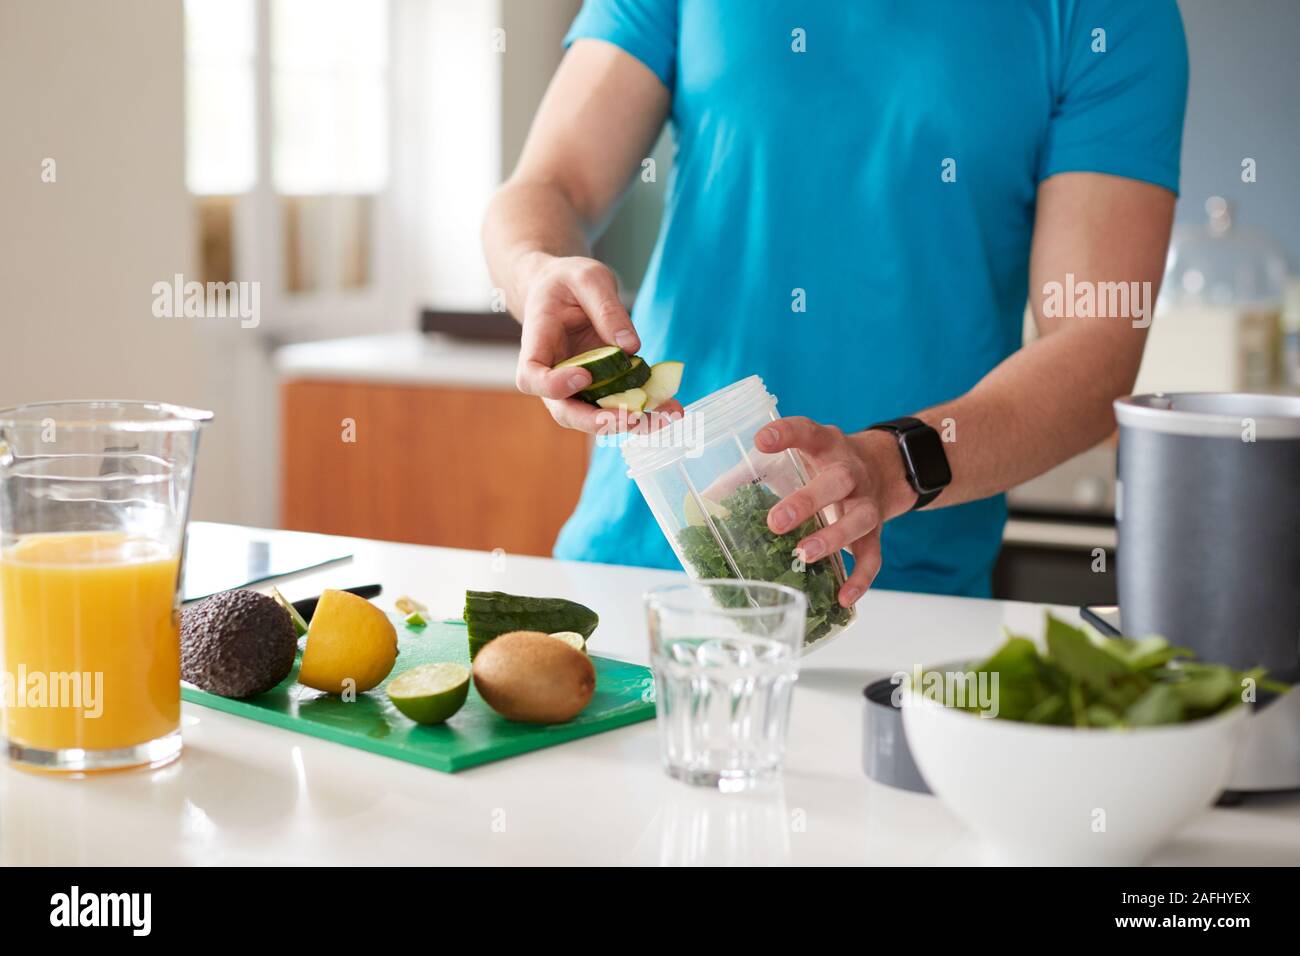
[579,356,651,403]
[553,346,631,383]
[682,493,730,527]
[642,360,685,409]
[596,387,647,414]
[463,590,599,659]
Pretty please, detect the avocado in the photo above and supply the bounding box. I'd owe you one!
[181,589,298,698]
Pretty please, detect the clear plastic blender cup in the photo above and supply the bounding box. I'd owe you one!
[624,376,856,650]
[0,401,212,773]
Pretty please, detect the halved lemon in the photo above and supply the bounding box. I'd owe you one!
[297,589,398,694]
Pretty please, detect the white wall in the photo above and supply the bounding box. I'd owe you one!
[0,0,195,407]
[0,0,263,524]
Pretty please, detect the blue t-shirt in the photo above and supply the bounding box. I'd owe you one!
[554,0,1187,597]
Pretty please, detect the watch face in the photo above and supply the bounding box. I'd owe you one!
[898,426,952,494]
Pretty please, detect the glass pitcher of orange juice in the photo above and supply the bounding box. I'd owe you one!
[0,401,211,773]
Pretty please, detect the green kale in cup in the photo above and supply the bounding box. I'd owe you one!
[677,482,854,645]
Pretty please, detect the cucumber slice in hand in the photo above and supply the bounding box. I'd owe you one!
[553,346,632,383]
[596,387,648,414]
[642,360,685,409]
[579,356,651,403]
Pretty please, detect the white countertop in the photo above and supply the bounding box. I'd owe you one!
[4,525,1296,866]
[275,331,519,389]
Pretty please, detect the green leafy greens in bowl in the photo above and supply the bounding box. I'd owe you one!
[928,614,1287,728]
[676,482,854,645]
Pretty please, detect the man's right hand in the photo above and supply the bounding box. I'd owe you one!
[514,254,644,433]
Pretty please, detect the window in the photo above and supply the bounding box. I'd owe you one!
[185,0,257,196]
[184,0,390,319]
[270,0,387,196]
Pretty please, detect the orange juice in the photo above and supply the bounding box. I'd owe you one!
[0,532,181,754]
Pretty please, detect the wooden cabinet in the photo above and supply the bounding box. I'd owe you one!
[280,379,590,556]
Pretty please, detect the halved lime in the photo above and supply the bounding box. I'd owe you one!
[549,631,587,652]
[270,586,309,637]
[387,662,470,724]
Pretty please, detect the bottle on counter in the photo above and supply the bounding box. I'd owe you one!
[1283,278,1300,391]
[1138,196,1289,394]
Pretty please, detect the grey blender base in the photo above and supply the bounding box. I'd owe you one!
[862,677,930,795]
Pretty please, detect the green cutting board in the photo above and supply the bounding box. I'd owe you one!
[181,618,656,772]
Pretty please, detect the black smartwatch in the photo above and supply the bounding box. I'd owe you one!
[866,417,951,510]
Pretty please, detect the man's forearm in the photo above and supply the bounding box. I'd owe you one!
[855,319,1143,520]
[482,181,591,319]
[482,39,670,322]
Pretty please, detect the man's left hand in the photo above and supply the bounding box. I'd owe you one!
[754,417,917,607]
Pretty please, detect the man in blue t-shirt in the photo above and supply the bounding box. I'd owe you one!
[482,1,1187,604]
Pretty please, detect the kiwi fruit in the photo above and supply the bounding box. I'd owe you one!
[472,630,596,724]
[181,589,298,698]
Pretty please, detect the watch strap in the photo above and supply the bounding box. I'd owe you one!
[909,487,943,510]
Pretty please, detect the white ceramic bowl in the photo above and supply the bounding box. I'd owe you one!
[901,690,1248,865]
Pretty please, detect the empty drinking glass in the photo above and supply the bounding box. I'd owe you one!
[645,580,807,792]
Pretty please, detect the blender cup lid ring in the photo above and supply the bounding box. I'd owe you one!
[622,375,776,479]
[0,400,214,432]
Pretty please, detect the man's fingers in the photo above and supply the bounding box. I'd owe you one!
[546,396,608,432]
[795,500,881,565]
[516,258,640,402]
[518,358,591,399]
[567,263,640,353]
[516,308,590,397]
[754,416,843,457]
[840,532,883,607]
[650,398,684,420]
[767,462,856,534]
[546,397,642,435]
[625,403,684,437]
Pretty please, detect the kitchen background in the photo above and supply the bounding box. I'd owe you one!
[2,0,1297,606]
